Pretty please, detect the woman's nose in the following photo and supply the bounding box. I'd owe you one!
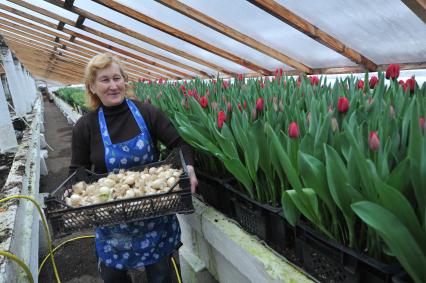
[109,80,118,89]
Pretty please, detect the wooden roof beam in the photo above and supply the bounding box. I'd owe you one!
[5,0,211,78]
[63,29,187,79]
[87,0,271,75]
[4,45,84,77]
[247,0,377,71]
[3,36,87,72]
[0,14,169,79]
[402,0,426,24]
[0,19,162,79]
[155,0,311,73]
[8,51,83,81]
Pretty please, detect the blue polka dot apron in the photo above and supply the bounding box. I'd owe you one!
[95,99,181,270]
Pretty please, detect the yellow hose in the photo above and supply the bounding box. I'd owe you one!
[38,235,94,275]
[0,195,61,283]
[0,250,34,283]
[1,195,183,283]
[171,256,182,283]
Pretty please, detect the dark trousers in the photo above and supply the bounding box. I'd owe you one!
[97,256,173,283]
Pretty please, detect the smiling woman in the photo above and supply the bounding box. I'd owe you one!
[70,53,198,283]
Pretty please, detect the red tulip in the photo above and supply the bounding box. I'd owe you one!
[237,103,242,112]
[337,97,349,113]
[199,96,208,108]
[217,111,226,129]
[259,81,265,89]
[405,77,416,93]
[369,76,378,88]
[368,131,380,151]
[420,117,425,132]
[275,68,283,77]
[222,81,230,89]
[243,100,247,109]
[237,74,243,81]
[385,64,400,80]
[227,102,232,112]
[256,97,264,111]
[309,76,319,86]
[398,80,407,92]
[179,85,186,94]
[288,122,299,138]
[138,77,145,83]
[357,80,364,90]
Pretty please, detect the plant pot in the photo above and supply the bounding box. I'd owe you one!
[295,222,401,283]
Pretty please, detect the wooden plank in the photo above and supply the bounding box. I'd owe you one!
[402,0,426,24]
[87,0,272,75]
[4,0,216,78]
[155,0,311,73]
[247,0,377,71]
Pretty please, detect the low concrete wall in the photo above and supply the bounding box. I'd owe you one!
[178,199,315,283]
[51,95,82,124]
[0,96,43,283]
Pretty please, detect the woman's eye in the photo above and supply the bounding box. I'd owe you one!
[113,77,122,81]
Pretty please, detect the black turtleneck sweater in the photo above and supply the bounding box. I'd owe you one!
[70,99,193,174]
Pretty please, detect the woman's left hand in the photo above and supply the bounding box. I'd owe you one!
[186,165,198,194]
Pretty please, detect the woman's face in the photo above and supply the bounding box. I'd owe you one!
[90,62,125,107]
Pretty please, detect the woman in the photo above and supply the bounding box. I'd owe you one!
[70,53,198,283]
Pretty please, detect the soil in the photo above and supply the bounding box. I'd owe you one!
[0,152,15,189]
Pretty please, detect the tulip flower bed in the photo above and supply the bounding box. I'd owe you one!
[133,68,425,283]
[56,86,89,114]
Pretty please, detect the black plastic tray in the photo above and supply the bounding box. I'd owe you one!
[295,222,402,283]
[223,181,293,252]
[45,149,194,237]
[195,170,235,218]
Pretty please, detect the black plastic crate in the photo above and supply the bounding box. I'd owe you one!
[224,182,293,252]
[195,170,235,218]
[45,149,194,237]
[295,222,401,283]
[392,271,413,283]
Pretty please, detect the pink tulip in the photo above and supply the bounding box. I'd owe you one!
[288,122,299,138]
[369,131,380,151]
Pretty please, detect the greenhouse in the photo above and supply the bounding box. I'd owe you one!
[0,0,425,282]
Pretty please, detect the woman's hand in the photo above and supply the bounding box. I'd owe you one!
[186,165,198,194]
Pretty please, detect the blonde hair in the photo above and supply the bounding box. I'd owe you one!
[84,53,133,110]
